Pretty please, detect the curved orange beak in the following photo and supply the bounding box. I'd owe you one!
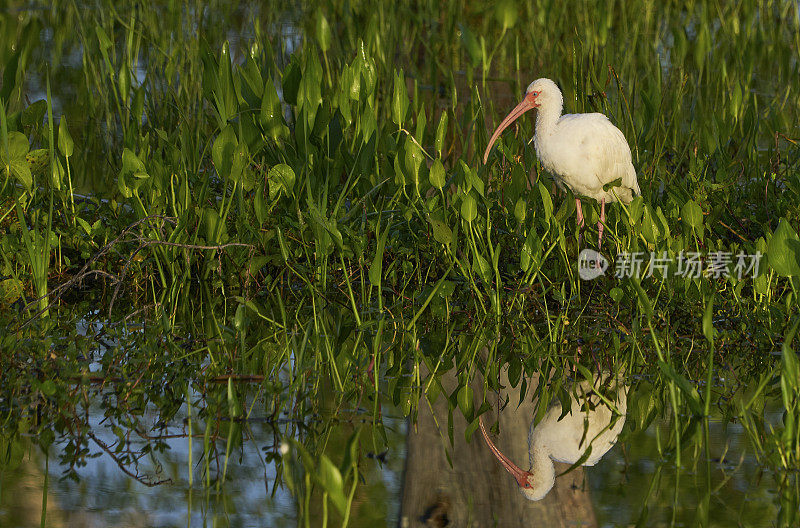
[478,415,533,488]
[482,91,539,164]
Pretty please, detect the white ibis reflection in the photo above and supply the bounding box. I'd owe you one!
[479,372,627,500]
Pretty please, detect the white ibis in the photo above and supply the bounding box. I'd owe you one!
[483,78,640,248]
[479,373,627,501]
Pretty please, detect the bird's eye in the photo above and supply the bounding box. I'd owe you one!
[532,91,539,96]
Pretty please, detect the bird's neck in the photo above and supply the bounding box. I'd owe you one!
[534,101,562,138]
[528,444,556,499]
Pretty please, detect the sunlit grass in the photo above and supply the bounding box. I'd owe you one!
[1,0,799,525]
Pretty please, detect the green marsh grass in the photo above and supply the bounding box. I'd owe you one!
[1,0,800,525]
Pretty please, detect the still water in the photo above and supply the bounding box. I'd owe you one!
[0,357,780,527]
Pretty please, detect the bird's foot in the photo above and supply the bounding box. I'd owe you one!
[597,223,604,251]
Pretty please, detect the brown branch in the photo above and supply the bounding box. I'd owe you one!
[87,432,171,487]
[16,215,178,331]
[108,235,254,316]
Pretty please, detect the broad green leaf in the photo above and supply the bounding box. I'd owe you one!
[9,160,32,190]
[203,208,228,243]
[346,59,361,101]
[495,0,518,30]
[767,218,800,277]
[213,42,237,124]
[268,164,296,199]
[429,159,446,190]
[21,100,46,128]
[471,168,484,198]
[95,26,112,51]
[429,218,453,245]
[514,198,527,224]
[437,280,455,298]
[393,156,406,186]
[314,12,332,52]
[118,172,131,198]
[404,140,424,189]
[538,181,553,221]
[0,278,23,305]
[121,147,146,175]
[461,192,477,223]
[641,204,659,243]
[357,40,376,94]
[317,454,346,514]
[51,157,64,190]
[655,207,671,239]
[415,108,427,147]
[339,427,362,479]
[239,55,264,99]
[260,78,288,141]
[212,125,237,178]
[459,23,481,65]
[230,142,248,185]
[458,160,472,193]
[369,220,390,286]
[254,187,267,226]
[782,319,800,394]
[77,217,92,236]
[40,380,57,397]
[472,251,491,283]
[276,226,289,262]
[681,200,703,230]
[457,384,474,418]
[3,132,33,190]
[298,52,322,126]
[392,70,408,127]
[609,287,624,302]
[58,116,74,157]
[520,227,539,272]
[628,195,643,224]
[3,131,29,160]
[435,112,448,156]
[281,57,301,106]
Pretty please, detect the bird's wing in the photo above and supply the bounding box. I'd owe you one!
[557,113,640,197]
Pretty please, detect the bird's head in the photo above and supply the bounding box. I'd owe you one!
[483,77,562,164]
[479,416,551,501]
[525,78,562,108]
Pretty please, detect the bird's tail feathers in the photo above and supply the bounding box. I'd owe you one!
[625,165,641,197]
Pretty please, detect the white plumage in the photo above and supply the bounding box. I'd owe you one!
[484,78,640,246]
[479,372,628,501]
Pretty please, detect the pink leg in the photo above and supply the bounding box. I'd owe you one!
[573,345,583,375]
[575,197,584,228]
[598,198,606,248]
